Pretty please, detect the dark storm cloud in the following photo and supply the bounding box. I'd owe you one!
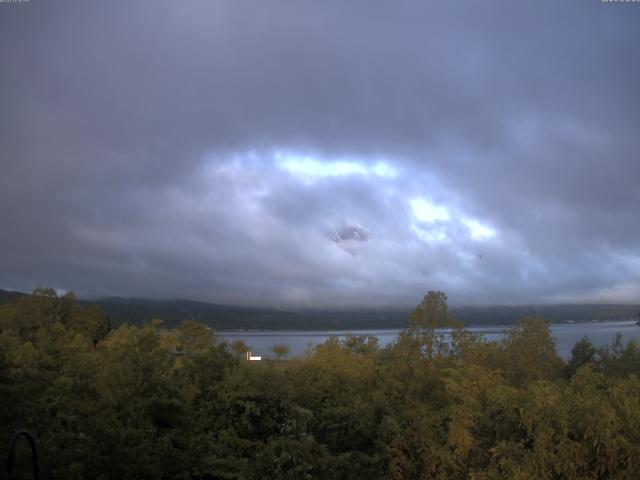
[1,0,639,307]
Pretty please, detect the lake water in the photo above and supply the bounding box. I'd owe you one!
[218,320,640,360]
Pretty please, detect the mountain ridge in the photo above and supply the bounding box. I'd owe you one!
[1,288,638,330]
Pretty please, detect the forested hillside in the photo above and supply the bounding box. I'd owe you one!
[85,296,640,329]
[0,289,27,304]
[1,289,637,330]
[1,290,640,479]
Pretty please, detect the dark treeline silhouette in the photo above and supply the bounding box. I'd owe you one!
[1,289,639,479]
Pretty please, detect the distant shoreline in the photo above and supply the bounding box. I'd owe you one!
[217,318,639,334]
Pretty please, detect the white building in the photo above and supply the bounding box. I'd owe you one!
[246,351,261,361]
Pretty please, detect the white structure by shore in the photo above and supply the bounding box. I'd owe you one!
[246,351,261,361]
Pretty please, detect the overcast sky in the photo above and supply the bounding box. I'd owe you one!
[1,0,639,308]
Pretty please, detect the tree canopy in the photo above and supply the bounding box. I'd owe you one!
[1,289,639,479]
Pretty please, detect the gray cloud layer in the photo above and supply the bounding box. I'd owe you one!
[1,0,639,307]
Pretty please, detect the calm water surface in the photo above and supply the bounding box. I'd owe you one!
[218,320,640,360]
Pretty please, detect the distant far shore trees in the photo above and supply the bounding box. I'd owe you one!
[1,288,639,479]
